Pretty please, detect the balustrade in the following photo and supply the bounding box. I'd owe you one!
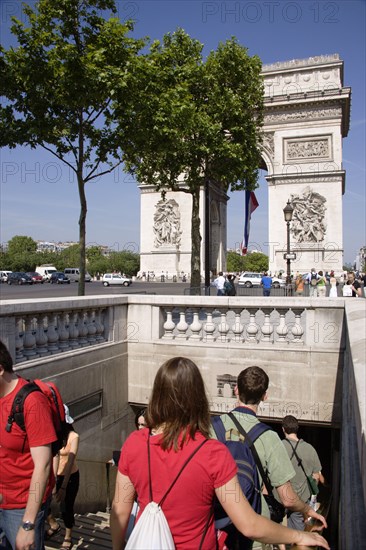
[11,307,108,363]
[161,305,305,345]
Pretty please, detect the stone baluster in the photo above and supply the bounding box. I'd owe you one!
[22,316,38,359]
[190,309,202,340]
[78,311,89,346]
[175,309,189,339]
[35,314,49,356]
[231,309,245,343]
[276,308,289,343]
[68,312,80,349]
[87,310,97,344]
[246,308,259,343]
[95,309,105,343]
[47,313,59,353]
[291,308,305,344]
[15,317,26,363]
[217,310,229,342]
[203,309,216,341]
[57,312,70,351]
[163,309,175,339]
[260,308,274,343]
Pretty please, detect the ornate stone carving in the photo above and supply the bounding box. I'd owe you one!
[264,106,341,124]
[262,54,340,72]
[261,132,275,157]
[287,138,329,160]
[290,186,327,243]
[153,198,182,248]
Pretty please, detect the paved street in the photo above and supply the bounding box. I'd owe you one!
[0,279,300,300]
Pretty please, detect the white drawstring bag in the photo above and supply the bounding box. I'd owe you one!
[125,438,208,550]
[125,501,175,549]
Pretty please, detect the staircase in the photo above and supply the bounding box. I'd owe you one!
[45,512,111,550]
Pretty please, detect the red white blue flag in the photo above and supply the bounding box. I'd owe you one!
[241,191,259,255]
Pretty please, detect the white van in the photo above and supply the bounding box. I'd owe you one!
[0,271,12,283]
[35,265,57,281]
[64,268,92,283]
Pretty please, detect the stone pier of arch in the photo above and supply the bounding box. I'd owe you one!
[139,54,351,278]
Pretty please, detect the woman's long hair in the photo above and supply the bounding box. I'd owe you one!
[145,357,211,451]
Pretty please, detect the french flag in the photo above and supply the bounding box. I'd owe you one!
[241,191,259,256]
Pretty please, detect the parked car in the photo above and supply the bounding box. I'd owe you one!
[50,272,70,284]
[102,273,132,287]
[238,272,285,288]
[7,272,33,285]
[0,270,12,283]
[64,268,92,282]
[35,265,57,281]
[26,272,44,284]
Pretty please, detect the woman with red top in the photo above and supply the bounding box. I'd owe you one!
[110,357,329,550]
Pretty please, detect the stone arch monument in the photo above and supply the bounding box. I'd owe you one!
[139,54,351,277]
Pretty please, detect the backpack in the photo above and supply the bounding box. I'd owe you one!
[126,438,209,550]
[5,379,66,455]
[224,281,236,296]
[211,412,271,529]
[310,272,318,286]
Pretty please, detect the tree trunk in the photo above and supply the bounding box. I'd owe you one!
[77,173,87,296]
[190,188,202,293]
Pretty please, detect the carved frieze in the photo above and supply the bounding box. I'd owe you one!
[264,106,342,124]
[153,198,182,248]
[290,186,327,243]
[284,135,332,163]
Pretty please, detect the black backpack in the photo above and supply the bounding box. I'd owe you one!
[5,380,66,455]
[212,413,270,523]
[310,272,319,286]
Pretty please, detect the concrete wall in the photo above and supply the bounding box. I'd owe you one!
[340,300,366,549]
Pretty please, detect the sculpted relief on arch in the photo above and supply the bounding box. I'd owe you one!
[153,198,182,248]
[290,186,327,243]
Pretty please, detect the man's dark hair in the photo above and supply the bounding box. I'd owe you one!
[237,366,269,405]
[282,415,299,435]
[0,340,13,373]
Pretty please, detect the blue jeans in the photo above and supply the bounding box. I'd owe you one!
[0,500,49,550]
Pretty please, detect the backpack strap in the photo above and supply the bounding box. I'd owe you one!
[5,381,41,433]
[284,439,306,476]
[227,412,274,497]
[211,415,227,443]
[147,436,208,506]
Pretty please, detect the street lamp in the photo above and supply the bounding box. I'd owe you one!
[283,200,294,294]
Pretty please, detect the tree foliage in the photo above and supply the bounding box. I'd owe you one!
[7,235,37,255]
[227,250,269,273]
[0,0,145,295]
[120,30,264,288]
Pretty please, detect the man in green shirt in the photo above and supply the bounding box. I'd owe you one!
[282,415,323,531]
[211,366,327,549]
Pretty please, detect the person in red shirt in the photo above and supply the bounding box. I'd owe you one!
[0,340,56,550]
[110,356,330,550]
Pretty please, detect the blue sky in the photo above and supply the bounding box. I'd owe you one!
[0,0,365,263]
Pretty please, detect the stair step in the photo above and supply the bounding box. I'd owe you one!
[45,512,111,550]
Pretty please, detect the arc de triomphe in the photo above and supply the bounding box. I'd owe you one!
[139,54,351,277]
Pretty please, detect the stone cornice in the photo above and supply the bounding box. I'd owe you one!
[262,54,342,73]
[266,170,345,193]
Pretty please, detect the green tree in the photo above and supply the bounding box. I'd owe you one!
[5,235,38,271]
[0,0,145,295]
[58,244,80,270]
[7,235,37,255]
[121,30,263,289]
[243,252,269,272]
[226,251,246,273]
